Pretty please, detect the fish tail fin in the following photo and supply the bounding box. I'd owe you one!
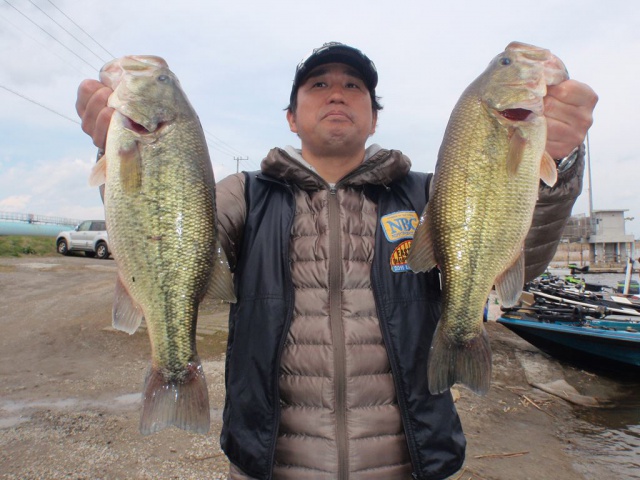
[428,322,492,396]
[139,358,210,435]
[206,239,237,303]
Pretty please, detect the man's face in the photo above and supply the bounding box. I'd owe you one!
[287,63,377,158]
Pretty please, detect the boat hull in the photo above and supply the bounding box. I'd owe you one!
[497,316,640,371]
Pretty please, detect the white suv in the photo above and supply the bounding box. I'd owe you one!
[56,220,110,259]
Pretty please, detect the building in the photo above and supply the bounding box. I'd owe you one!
[587,210,635,264]
[557,210,636,267]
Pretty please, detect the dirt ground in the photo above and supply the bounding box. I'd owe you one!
[0,255,624,479]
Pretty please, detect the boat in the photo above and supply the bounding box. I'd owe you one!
[568,263,589,274]
[527,274,640,315]
[497,286,640,371]
[497,313,640,370]
[616,279,639,295]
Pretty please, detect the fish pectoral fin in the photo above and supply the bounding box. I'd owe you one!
[112,276,145,334]
[119,142,143,193]
[506,129,527,177]
[89,155,107,187]
[206,240,237,303]
[539,151,558,187]
[407,205,437,272]
[495,250,525,307]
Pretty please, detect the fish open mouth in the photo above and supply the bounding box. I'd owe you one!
[122,116,165,135]
[499,108,533,121]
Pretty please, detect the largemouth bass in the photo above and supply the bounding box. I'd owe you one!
[89,55,236,434]
[407,42,568,395]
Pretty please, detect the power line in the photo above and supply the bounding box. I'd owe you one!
[44,0,115,59]
[233,156,248,173]
[0,84,80,125]
[2,0,99,72]
[204,128,247,157]
[27,0,109,64]
[0,11,93,78]
[0,2,252,166]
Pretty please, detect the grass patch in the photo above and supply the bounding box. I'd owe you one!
[0,235,59,257]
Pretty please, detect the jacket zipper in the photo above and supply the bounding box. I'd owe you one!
[328,185,348,480]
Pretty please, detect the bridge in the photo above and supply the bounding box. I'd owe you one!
[0,211,83,237]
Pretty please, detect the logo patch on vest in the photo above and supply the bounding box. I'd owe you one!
[390,239,413,272]
[380,211,419,242]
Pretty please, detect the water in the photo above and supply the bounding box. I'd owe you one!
[545,269,640,478]
[565,377,640,479]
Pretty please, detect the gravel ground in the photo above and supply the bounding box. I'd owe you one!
[0,255,622,479]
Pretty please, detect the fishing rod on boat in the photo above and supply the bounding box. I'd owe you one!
[501,304,589,322]
[529,290,640,317]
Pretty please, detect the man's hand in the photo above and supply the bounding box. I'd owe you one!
[76,79,114,150]
[544,79,598,159]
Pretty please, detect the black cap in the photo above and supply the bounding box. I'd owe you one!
[290,42,378,105]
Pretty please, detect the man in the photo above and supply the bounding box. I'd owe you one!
[76,42,597,479]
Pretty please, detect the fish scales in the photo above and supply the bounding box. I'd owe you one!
[408,42,567,395]
[90,55,236,434]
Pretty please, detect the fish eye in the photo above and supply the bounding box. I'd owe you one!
[157,74,170,83]
[500,57,512,66]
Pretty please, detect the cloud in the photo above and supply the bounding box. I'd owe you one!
[0,195,32,211]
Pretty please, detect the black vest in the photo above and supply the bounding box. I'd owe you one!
[220,171,466,480]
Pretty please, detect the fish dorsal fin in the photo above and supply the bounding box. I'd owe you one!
[89,155,107,187]
[540,151,558,187]
[495,249,525,308]
[206,240,237,303]
[407,204,437,272]
[506,129,527,177]
[112,275,145,334]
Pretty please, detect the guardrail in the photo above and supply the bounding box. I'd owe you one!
[0,211,82,227]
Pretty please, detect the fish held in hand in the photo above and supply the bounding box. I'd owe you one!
[407,42,568,395]
[89,55,236,434]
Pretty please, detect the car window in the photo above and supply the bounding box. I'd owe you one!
[77,221,90,232]
[92,221,106,231]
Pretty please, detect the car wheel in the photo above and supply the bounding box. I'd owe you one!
[95,242,109,259]
[57,239,69,256]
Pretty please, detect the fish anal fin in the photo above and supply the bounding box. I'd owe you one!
[407,205,437,272]
[89,155,107,187]
[112,276,144,334]
[427,321,492,395]
[506,129,527,177]
[495,250,525,307]
[540,151,558,187]
[205,240,237,303]
[139,358,210,435]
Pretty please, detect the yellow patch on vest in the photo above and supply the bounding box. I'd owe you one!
[390,239,413,272]
[380,211,419,242]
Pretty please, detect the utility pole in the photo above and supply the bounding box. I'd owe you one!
[234,156,248,173]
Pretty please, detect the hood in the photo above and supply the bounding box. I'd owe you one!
[260,146,412,190]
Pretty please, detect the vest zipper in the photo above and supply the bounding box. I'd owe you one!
[328,185,348,480]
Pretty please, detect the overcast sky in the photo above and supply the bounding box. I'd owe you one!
[1,0,638,237]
